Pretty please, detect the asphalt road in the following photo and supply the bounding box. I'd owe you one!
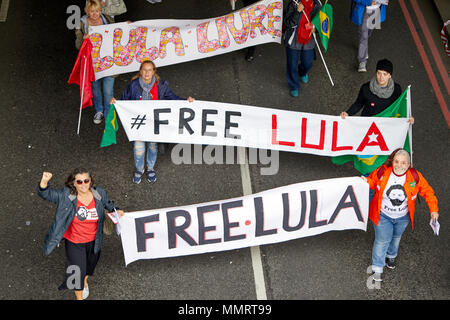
[0,0,448,303]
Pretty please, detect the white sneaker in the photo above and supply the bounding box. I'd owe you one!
[93,112,103,124]
[82,284,89,300]
[358,61,367,73]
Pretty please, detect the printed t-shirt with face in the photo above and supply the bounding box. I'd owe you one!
[64,197,99,243]
[381,172,409,219]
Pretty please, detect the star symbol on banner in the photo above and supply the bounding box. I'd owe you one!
[368,133,378,143]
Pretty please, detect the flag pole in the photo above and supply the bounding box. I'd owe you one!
[406,85,413,167]
[77,55,87,135]
[294,0,334,86]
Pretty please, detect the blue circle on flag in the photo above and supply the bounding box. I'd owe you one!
[321,18,329,34]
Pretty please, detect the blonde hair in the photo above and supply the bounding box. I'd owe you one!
[131,60,160,83]
[85,0,102,14]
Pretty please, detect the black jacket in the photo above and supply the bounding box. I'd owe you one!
[346,82,402,117]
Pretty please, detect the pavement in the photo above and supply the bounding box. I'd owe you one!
[0,0,448,304]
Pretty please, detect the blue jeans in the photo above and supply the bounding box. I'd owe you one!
[285,46,315,91]
[371,213,410,273]
[133,141,157,173]
[91,76,115,119]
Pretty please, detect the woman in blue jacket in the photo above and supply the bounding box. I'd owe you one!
[110,60,195,184]
[38,168,124,300]
[350,0,388,72]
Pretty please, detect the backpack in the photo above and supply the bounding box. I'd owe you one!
[376,166,419,184]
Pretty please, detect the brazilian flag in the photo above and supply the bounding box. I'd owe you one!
[312,3,333,52]
[332,88,411,175]
[100,104,119,147]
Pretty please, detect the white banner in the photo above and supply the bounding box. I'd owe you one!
[113,99,410,156]
[119,177,369,265]
[89,0,283,79]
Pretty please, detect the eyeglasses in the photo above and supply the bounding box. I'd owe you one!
[76,179,90,185]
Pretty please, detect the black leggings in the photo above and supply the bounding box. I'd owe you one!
[58,239,101,291]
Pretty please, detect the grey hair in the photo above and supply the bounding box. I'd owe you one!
[394,149,411,165]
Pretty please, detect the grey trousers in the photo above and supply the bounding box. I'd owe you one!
[358,8,379,63]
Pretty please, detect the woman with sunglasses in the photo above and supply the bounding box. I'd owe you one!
[38,168,124,300]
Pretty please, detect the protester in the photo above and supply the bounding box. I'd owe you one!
[110,60,195,184]
[37,168,125,300]
[361,149,439,282]
[75,0,115,124]
[350,0,389,72]
[283,0,321,97]
[340,59,406,118]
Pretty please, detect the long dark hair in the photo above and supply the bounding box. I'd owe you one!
[64,167,95,195]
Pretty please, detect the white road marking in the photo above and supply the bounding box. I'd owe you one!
[238,147,268,300]
[0,0,10,22]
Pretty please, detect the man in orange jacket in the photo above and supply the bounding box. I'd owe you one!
[362,148,439,282]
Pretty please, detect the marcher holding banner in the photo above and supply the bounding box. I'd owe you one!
[37,168,125,300]
[283,0,321,97]
[362,149,439,282]
[341,59,402,118]
[336,59,414,177]
[75,0,116,124]
[110,60,195,184]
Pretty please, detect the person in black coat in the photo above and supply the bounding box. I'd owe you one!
[340,59,412,119]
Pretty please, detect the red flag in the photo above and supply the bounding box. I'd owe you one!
[68,38,95,109]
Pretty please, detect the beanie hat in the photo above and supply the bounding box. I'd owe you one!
[376,59,393,75]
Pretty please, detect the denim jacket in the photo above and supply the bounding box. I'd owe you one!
[37,184,118,256]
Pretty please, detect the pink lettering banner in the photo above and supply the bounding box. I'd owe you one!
[89,0,283,80]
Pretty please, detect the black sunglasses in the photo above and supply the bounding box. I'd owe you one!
[76,179,90,185]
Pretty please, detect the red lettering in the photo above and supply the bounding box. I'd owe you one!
[300,117,325,150]
[356,122,389,152]
[331,121,353,152]
[271,115,295,147]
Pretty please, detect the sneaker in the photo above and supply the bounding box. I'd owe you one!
[358,61,367,73]
[82,284,89,300]
[147,170,157,183]
[133,171,143,184]
[93,112,103,124]
[290,90,299,97]
[372,272,382,282]
[300,74,309,83]
[386,257,396,269]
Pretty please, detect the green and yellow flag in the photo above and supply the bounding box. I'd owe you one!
[312,3,333,52]
[100,104,118,147]
[332,87,411,175]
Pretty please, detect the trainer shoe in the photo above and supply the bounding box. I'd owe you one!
[386,257,396,269]
[147,170,157,183]
[358,61,367,73]
[82,284,89,300]
[132,171,143,184]
[300,74,309,83]
[290,90,299,97]
[93,112,103,124]
[372,272,382,282]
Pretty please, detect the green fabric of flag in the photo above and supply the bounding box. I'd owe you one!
[100,104,118,147]
[332,88,410,175]
[312,3,333,52]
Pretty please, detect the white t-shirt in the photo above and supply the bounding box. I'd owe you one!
[381,172,409,219]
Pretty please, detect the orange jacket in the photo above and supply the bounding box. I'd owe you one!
[366,165,438,228]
